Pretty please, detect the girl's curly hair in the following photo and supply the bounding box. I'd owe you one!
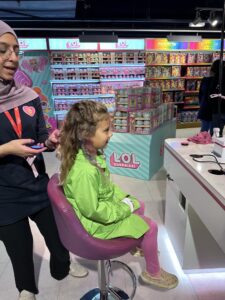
[59,100,109,184]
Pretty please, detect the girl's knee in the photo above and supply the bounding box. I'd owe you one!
[141,216,158,234]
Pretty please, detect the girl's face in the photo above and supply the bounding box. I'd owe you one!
[89,117,113,151]
[0,33,19,81]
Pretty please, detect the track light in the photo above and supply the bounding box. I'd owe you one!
[207,11,219,27]
[189,10,205,28]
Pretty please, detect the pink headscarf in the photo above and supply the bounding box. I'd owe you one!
[0,20,38,113]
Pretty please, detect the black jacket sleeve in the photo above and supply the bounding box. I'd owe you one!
[33,97,49,143]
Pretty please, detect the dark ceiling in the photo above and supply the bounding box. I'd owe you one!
[1,0,225,38]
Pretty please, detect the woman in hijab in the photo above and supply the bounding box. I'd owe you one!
[0,21,88,300]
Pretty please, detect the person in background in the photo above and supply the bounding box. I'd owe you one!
[208,60,225,137]
[59,100,179,290]
[0,20,88,300]
[197,59,220,135]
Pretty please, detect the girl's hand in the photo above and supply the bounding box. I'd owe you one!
[1,139,47,158]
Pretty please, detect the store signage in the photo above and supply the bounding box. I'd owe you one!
[18,38,47,50]
[145,39,188,51]
[100,39,144,50]
[110,152,140,169]
[189,39,222,51]
[48,38,98,50]
[145,38,224,51]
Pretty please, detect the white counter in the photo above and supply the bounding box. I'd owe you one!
[164,138,225,272]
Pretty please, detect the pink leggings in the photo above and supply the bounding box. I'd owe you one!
[134,201,160,275]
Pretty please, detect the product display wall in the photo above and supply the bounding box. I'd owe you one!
[145,52,224,128]
[49,39,146,128]
[50,50,145,127]
[145,38,225,129]
[20,37,225,130]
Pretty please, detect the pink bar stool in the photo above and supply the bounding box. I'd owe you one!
[47,174,143,300]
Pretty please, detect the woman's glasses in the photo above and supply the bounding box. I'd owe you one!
[0,46,24,59]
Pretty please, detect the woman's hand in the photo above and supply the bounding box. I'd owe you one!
[45,129,60,150]
[0,139,47,158]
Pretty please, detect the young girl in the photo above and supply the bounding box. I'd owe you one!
[59,100,178,290]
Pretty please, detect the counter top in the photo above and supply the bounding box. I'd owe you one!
[165,138,225,210]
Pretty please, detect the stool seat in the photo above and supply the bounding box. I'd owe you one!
[47,174,142,260]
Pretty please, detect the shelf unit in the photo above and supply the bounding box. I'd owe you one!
[50,50,145,127]
[144,51,221,128]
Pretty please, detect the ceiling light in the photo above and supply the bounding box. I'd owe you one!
[189,10,205,28]
[208,11,219,27]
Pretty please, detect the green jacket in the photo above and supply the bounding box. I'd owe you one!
[63,150,149,239]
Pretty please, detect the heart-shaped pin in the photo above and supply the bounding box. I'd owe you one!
[23,106,35,117]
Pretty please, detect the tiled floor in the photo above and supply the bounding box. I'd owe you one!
[1,127,225,299]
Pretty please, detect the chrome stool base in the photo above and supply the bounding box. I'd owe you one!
[80,287,129,300]
[80,260,136,300]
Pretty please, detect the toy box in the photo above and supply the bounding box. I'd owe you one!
[129,110,154,135]
[112,111,129,133]
[116,87,162,111]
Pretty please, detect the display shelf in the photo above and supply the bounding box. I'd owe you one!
[51,64,100,68]
[50,79,100,84]
[49,47,145,128]
[144,51,217,128]
[146,77,181,80]
[162,88,185,92]
[52,94,115,100]
[184,90,199,93]
[50,51,145,127]
[183,76,203,80]
[183,105,200,110]
[53,94,116,122]
[99,63,145,67]
[182,63,211,66]
[177,121,200,129]
[51,63,145,68]
[54,110,68,115]
[146,63,211,66]
[100,78,144,82]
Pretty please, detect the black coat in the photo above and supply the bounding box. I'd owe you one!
[198,76,214,121]
[0,97,50,226]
